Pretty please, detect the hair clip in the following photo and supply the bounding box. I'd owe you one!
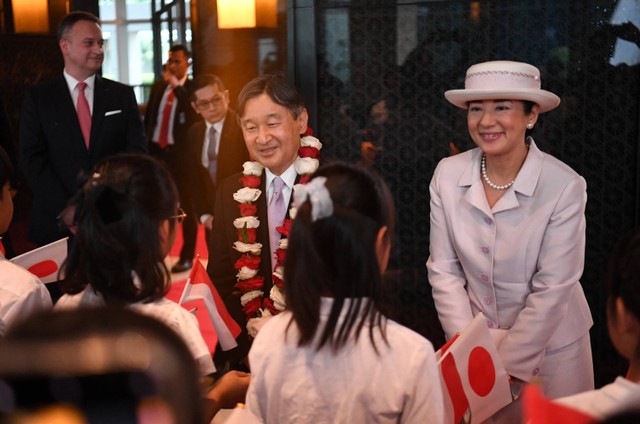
[90,172,101,186]
[293,176,333,222]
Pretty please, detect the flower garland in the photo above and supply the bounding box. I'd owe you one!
[232,133,322,335]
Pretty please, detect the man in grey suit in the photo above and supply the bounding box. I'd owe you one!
[19,11,147,246]
[187,74,249,233]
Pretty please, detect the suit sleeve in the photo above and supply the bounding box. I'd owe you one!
[18,87,69,199]
[186,124,214,219]
[207,178,241,312]
[122,85,148,153]
[426,160,475,340]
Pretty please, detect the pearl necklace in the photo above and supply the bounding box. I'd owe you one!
[481,153,515,190]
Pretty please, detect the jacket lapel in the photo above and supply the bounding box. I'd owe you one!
[89,76,107,152]
[256,177,273,287]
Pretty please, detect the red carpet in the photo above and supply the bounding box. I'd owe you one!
[168,223,209,260]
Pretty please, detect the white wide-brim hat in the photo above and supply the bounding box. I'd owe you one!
[444,60,560,113]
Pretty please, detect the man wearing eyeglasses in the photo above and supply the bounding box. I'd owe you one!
[187,74,249,234]
[144,44,198,273]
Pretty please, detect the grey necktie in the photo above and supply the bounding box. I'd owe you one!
[267,177,286,269]
[207,126,218,184]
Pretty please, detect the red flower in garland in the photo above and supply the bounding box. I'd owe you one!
[276,219,293,238]
[299,145,320,159]
[240,175,261,188]
[239,203,258,217]
[242,297,263,316]
[234,255,261,270]
[236,276,266,292]
[272,272,285,289]
[238,226,257,244]
[263,298,279,315]
[275,247,287,266]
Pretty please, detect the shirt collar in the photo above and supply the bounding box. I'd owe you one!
[458,137,542,198]
[63,70,96,92]
[206,117,225,133]
[265,163,298,191]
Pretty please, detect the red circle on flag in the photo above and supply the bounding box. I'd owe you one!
[467,346,495,397]
[27,260,58,279]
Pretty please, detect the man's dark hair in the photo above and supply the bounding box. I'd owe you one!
[57,11,100,41]
[190,74,226,100]
[236,74,305,119]
[169,44,191,59]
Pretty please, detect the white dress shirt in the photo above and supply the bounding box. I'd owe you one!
[55,286,215,376]
[555,376,640,420]
[265,164,297,207]
[0,253,52,336]
[245,297,445,423]
[63,70,96,115]
[151,74,188,145]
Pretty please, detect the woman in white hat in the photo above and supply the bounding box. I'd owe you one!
[427,61,594,402]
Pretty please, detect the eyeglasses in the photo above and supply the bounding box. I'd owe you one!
[195,95,224,110]
[169,207,187,224]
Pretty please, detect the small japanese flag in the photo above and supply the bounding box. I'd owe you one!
[10,237,68,284]
[436,312,512,423]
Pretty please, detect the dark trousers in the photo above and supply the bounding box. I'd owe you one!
[149,142,197,262]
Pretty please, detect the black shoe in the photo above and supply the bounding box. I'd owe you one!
[171,259,193,273]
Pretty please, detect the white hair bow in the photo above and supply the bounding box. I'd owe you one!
[293,176,333,222]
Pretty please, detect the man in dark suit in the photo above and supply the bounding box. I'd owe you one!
[187,74,249,232]
[208,74,309,369]
[144,44,198,273]
[19,11,147,247]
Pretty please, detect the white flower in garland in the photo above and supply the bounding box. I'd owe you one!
[233,241,262,255]
[243,161,264,176]
[240,290,264,307]
[233,216,260,229]
[234,187,262,203]
[236,266,258,280]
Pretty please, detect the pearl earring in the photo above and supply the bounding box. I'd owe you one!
[527,123,534,129]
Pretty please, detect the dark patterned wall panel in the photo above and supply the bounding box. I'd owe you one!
[312,0,640,387]
[0,34,62,145]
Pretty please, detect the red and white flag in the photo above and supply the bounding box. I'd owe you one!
[10,237,68,284]
[523,383,596,424]
[179,259,242,353]
[435,312,512,423]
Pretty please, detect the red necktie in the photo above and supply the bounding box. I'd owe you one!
[157,89,175,149]
[76,82,91,149]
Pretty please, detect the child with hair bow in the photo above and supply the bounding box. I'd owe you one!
[244,162,445,423]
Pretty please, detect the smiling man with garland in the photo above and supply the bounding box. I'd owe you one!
[207,74,321,371]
